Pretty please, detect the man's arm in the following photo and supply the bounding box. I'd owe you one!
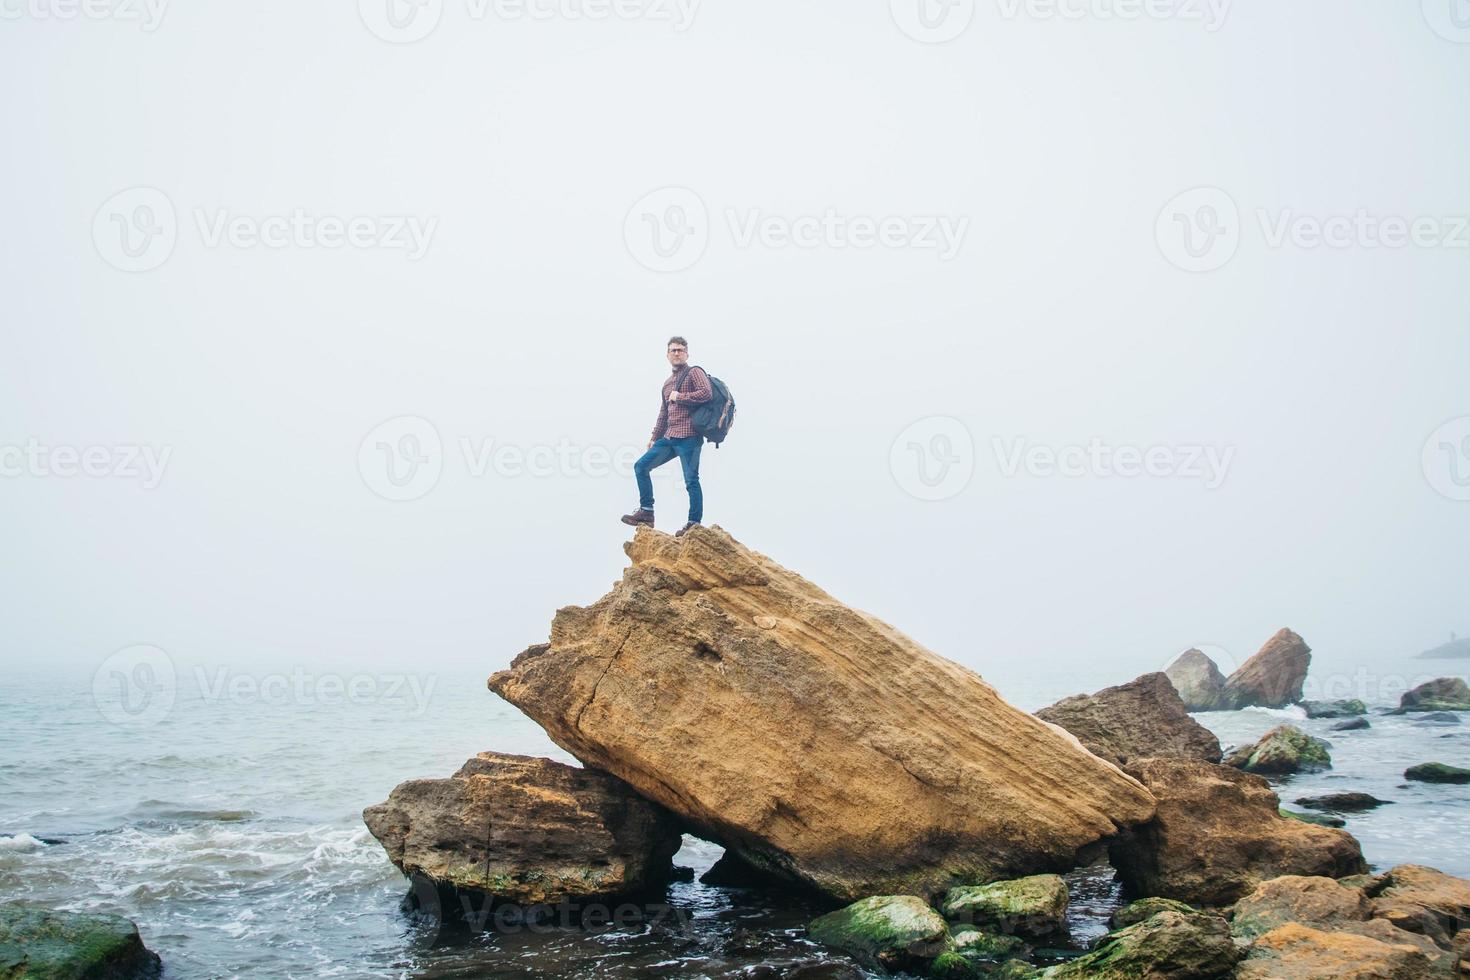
[675,367,713,406]
[650,396,668,444]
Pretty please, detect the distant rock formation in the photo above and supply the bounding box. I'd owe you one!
[488,525,1157,903]
[1164,648,1229,711]
[1416,634,1470,660]
[1165,629,1311,711]
[1036,672,1223,766]
[362,752,684,905]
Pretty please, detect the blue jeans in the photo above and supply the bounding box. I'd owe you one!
[635,436,703,523]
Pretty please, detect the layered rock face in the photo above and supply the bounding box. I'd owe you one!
[1035,672,1222,766]
[1108,759,1366,906]
[1221,628,1311,709]
[488,526,1157,902]
[1164,648,1228,711]
[362,752,684,904]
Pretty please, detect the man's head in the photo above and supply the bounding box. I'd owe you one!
[666,336,689,369]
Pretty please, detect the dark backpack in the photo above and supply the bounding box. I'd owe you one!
[683,365,736,448]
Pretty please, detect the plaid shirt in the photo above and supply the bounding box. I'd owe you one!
[651,366,713,441]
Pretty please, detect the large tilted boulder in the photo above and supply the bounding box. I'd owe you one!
[362,751,684,904]
[1220,628,1312,710]
[1035,672,1222,766]
[488,526,1157,902]
[0,903,162,980]
[1400,677,1470,712]
[1164,648,1229,712]
[1107,759,1366,906]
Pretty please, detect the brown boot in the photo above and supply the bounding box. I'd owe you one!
[675,521,700,537]
[620,508,655,527]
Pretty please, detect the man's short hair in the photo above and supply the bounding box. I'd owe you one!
[667,336,688,350]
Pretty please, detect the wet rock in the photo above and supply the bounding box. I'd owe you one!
[1294,792,1390,812]
[1279,808,1344,828]
[950,924,1027,960]
[1229,875,1372,939]
[1414,712,1462,725]
[0,903,162,980]
[1220,628,1312,710]
[1233,922,1431,979]
[1041,909,1240,979]
[488,526,1156,902]
[1301,699,1368,719]
[362,751,684,905]
[1108,759,1367,906]
[1224,725,1332,775]
[1108,896,1199,929]
[1164,648,1229,712]
[939,875,1069,942]
[1035,672,1222,766]
[806,895,951,972]
[1401,678,1470,712]
[1360,864,1470,948]
[1331,717,1371,732]
[1405,762,1470,784]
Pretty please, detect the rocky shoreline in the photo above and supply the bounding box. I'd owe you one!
[350,525,1469,979]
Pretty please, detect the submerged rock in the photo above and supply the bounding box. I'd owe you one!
[488,526,1157,902]
[938,875,1069,942]
[1041,909,1240,979]
[362,751,683,905]
[1293,792,1390,812]
[1331,717,1371,732]
[1405,762,1470,784]
[1414,712,1462,725]
[1279,808,1344,828]
[1220,628,1312,710]
[1300,699,1367,719]
[806,896,950,972]
[0,903,162,979]
[1400,678,1470,712]
[1225,725,1333,775]
[1108,759,1366,906]
[1164,648,1229,712]
[1035,672,1222,766]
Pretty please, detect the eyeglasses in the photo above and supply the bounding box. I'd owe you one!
[667,348,687,354]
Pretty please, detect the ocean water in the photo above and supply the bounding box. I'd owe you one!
[2,664,1466,979]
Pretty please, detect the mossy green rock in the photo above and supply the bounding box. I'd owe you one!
[1225,725,1332,775]
[1399,677,1470,712]
[940,875,1069,940]
[1404,761,1470,783]
[808,895,951,970]
[1041,909,1241,979]
[951,925,1026,960]
[1300,699,1366,719]
[1278,807,1345,828]
[931,952,1039,980]
[1108,896,1199,929]
[0,903,161,979]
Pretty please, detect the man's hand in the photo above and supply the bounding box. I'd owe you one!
[668,391,680,403]
[647,440,654,450]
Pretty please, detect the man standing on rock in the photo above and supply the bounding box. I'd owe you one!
[622,337,711,537]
